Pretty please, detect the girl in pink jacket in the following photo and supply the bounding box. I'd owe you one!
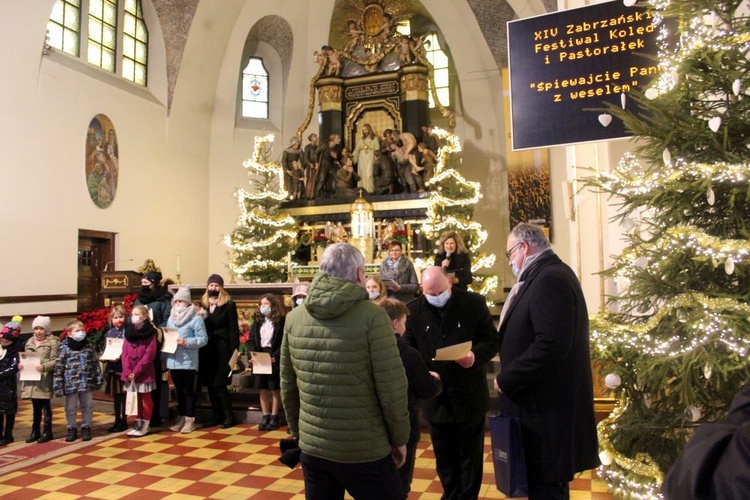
[121,305,158,437]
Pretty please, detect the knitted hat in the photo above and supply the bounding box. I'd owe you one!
[1,317,22,341]
[292,283,310,298]
[144,271,162,286]
[32,315,52,334]
[172,287,192,305]
[207,274,224,287]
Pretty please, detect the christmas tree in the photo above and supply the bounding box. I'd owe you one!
[585,1,750,498]
[225,134,298,283]
[421,128,499,297]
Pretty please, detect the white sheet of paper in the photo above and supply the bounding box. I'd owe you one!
[19,352,41,381]
[432,341,472,361]
[251,351,273,374]
[100,338,124,361]
[227,349,240,377]
[161,328,179,354]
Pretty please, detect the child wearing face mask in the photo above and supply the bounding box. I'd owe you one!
[291,283,310,309]
[20,316,60,443]
[365,276,388,304]
[379,299,443,495]
[247,294,286,431]
[53,319,104,442]
[164,288,207,434]
[0,318,23,446]
[102,306,128,433]
[121,305,158,437]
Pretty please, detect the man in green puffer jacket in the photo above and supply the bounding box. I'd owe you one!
[281,242,410,499]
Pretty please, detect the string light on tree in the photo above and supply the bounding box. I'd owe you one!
[584,0,750,497]
[225,134,298,282]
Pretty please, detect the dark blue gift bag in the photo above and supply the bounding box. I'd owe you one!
[490,414,529,498]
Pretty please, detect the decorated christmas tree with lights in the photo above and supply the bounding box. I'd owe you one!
[421,128,498,297]
[225,134,298,282]
[586,0,750,498]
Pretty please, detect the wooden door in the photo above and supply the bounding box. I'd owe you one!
[77,230,114,312]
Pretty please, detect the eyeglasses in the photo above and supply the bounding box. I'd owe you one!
[505,242,523,260]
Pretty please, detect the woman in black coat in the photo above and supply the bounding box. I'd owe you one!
[198,274,239,429]
[247,294,286,431]
[434,230,472,291]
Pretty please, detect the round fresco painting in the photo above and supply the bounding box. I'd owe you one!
[85,114,119,208]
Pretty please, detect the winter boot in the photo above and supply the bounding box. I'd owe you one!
[37,424,54,444]
[170,416,186,432]
[65,427,77,443]
[132,421,150,437]
[114,418,128,432]
[258,414,271,431]
[81,426,92,441]
[26,426,41,443]
[126,419,143,437]
[180,417,196,434]
[0,414,15,446]
[107,416,122,433]
[267,415,280,430]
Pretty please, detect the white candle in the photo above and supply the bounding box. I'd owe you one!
[177,255,181,273]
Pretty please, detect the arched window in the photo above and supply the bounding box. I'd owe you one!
[241,57,269,119]
[423,33,449,109]
[46,0,149,86]
[397,22,451,109]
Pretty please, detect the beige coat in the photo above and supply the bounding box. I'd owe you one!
[21,335,61,399]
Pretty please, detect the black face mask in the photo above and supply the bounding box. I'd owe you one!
[141,285,152,293]
[207,289,220,298]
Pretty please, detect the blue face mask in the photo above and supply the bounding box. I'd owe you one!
[511,260,521,277]
[368,291,380,300]
[260,305,272,316]
[71,330,86,342]
[425,289,451,308]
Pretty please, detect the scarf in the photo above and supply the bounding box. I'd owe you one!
[170,303,196,327]
[66,337,87,351]
[381,256,410,282]
[517,248,553,282]
[125,321,157,342]
[137,285,165,305]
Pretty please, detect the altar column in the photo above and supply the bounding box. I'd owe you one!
[399,65,430,138]
[316,77,344,143]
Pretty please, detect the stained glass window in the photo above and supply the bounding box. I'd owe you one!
[396,23,451,109]
[242,57,269,119]
[46,1,149,87]
[123,0,148,85]
[424,33,450,108]
[47,0,81,56]
[88,0,117,71]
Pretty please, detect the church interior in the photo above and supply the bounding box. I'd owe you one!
[3,0,746,498]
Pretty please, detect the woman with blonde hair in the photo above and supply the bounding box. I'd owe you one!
[435,230,473,290]
[365,275,388,303]
[198,274,239,429]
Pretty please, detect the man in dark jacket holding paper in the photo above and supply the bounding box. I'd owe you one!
[405,266,498,500]
[495,223,599,500]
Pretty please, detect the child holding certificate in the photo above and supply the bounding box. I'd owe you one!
[247,294,286,431]
[20,316,60,443]
[103,306,127,432]
[121,305,158,437]
[164,287,207,434]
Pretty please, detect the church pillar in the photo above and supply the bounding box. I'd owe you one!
[316,77,344,144]
[399,65,429,138]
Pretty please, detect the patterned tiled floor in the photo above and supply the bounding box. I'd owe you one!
[0,400,613,499]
